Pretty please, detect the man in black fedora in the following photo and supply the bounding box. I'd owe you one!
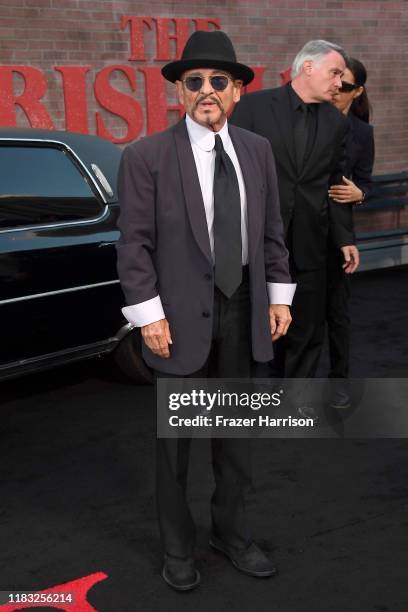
[117,30,296,590]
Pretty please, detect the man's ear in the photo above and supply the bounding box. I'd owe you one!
[175,80,184,105]
[303,60,313,75]
[233,80,243,103]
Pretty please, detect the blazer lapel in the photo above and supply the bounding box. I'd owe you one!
[229,126,262,263]
[173,120,212,264]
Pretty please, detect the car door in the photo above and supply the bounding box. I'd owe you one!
[0,140,124,371]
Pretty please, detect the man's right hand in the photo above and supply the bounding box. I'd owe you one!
[341,245,360,274]
[141,319,172,358]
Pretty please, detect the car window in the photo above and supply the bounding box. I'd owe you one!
[0,145,104,230]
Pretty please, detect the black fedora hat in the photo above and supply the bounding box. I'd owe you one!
[161,30,254,85]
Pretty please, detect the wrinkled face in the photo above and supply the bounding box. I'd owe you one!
[176,67,243,131]
[331,67,363,114]
[304,50,346,102]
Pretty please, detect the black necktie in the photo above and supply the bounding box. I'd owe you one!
[294,103,308,173]
[213,134,242,298]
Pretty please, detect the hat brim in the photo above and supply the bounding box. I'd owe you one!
[161,58,254,86]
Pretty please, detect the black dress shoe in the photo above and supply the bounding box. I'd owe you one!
[209,536,277,578]
[162,554,200,591]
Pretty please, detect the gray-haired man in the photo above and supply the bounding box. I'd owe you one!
[231,40,359,383]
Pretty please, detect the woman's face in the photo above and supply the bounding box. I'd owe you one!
[332,67,363,114]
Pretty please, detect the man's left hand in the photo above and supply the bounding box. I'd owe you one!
[341,245,360,274]
[269,304,292,342]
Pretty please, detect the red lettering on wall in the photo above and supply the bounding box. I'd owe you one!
[0,16,267,140]
[122,16,221,63]
[121,16,153,61]
[94,65,144,144]
[245,66,267,93]
[0,66,53,128]
[153,17,191,61]
[139,66,182,134]
[55,65,91,133]
[192,18,221,32]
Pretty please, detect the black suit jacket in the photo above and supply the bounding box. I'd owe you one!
[346,113,375,199]
[230,84,355,270]
[116,119,291,375]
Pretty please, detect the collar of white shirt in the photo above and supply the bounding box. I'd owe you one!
[185,114,229,152]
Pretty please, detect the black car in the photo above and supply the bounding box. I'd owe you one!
[0,128,152,382]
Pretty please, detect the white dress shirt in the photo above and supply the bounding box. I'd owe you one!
[122,115,296,327]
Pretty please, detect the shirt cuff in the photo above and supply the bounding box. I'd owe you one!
[267,282,297,305]
[122,295,165,327]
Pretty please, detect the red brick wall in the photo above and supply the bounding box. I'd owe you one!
[0,0,407,175]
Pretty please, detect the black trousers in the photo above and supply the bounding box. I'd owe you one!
[156,270,254,558]
[272,264,327,378]
[326,247,351,378]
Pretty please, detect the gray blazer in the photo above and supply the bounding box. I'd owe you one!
[117,119,291,375]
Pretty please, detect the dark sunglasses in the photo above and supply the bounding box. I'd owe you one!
[339,81,360,93]
[181,74,231,92]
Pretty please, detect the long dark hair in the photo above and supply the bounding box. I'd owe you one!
[347,57,371,123]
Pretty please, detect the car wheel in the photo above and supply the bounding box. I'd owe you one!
[113,328,153,384]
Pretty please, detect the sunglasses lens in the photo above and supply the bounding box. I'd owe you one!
[184,76,203,91]
[184,75,230,92]
[210,76,229,91]
[340,82,355,93]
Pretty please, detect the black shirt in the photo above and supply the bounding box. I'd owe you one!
[287,84,318,172]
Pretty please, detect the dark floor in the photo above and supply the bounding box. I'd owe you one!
[0,266,407,612]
